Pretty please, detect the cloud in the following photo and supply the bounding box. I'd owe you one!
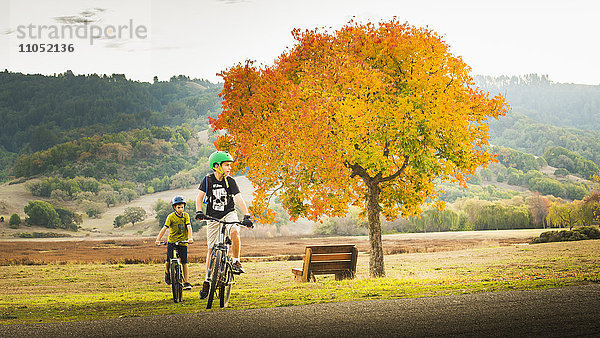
[53,16,97,24]
[216,0,248,4]
[53,8,107,25]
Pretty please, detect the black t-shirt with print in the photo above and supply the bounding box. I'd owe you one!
[199,174,240,219]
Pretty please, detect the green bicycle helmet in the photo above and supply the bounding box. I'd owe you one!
[208,151,233,169]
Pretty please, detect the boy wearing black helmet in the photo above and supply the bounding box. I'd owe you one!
[196,150,253,299]
[155,196,194,290]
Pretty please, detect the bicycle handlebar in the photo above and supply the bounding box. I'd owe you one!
[157,240,189,246]
[202,215,253,228]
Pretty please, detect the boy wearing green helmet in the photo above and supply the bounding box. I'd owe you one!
[195,150,253,299]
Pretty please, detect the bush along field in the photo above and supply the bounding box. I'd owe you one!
[531,226,600,243]
[0,238,598,324]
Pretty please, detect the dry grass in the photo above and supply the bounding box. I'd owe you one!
[0,229,548,265]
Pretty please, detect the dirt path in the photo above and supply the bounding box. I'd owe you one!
[2,284,598,337]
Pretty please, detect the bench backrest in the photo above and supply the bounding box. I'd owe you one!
[303,244,358,277]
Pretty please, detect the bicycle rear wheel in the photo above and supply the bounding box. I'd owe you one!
[170,262,180,303]
[206,250,222,309]
[219,264,233,308]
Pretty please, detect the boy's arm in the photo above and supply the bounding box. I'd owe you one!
[196,190,206,212]
[186,223,194,244]
[234,193,250,216]
[155,226,168,244]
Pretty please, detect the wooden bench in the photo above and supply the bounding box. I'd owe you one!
[292,244,358,282]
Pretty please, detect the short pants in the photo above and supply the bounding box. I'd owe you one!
[206,211,240,249]
[166,242,188,264]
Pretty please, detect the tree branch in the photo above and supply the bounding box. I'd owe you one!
[379,156,408,183]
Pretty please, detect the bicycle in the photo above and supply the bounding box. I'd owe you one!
[202,215,253,309]
[157,240,188,303]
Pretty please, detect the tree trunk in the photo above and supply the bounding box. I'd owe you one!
[366,182,385,278]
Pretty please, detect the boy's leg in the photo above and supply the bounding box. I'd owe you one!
[164,243,174,285]
[164,260,171,285]
[231,228,241,259]
[182,263,188,283]
[222,212,244,273]
[178,245,189,284]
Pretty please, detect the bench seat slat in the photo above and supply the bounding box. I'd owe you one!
[309,253,353,262]
[306,245,357,254]
[310,261,352,272]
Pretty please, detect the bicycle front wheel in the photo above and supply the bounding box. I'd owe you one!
[170,262,181,303]
[176,264,183,302]
[219,264,233,308]
[206,250,222,309]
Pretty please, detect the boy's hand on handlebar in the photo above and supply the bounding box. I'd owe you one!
[188,238,194,244]
[242,215,253,228]
[195,210,206,220]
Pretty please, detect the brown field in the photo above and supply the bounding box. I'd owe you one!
[0,229,548,265]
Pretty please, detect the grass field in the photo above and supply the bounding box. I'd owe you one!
[1,234,598,325]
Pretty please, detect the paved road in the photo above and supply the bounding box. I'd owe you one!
[2,285,599,337]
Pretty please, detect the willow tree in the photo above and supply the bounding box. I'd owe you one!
[212,19,507,277]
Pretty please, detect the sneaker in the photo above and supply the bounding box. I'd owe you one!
[199,281,210,299]
[232,261,245,274]
[164,272,171,285]
[183,282,192,290]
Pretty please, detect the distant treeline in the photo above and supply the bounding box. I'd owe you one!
[489,112,600,171]
[0,70,222,154]
[316,192,600,235]
[476,74,600,131]
[12,125,213,188]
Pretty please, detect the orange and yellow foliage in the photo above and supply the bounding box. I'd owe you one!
[213,19,508,225]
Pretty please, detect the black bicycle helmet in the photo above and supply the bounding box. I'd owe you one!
[171,196,186,206]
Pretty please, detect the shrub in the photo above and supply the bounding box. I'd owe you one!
[113,215,127,228]
[54,206,81,231]
[24,200,60,228]
[531,226,600,243]
[575,226,600,239]
[554,168,569,176]
[82,200,104,218]
[9,213,21,228]
[16,232,71,238]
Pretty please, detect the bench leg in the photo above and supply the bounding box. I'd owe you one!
[335,271,354,281]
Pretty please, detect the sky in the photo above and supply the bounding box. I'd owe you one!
[1,0,599,85]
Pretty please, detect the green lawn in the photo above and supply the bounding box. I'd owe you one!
[1,239,598,324]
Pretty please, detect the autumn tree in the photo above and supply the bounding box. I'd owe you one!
[547,200,580,230]
[526,193,551,228]
[213,20,507,277]
[581,191,600,225]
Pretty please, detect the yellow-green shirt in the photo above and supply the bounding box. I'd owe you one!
[165,212,190,245]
